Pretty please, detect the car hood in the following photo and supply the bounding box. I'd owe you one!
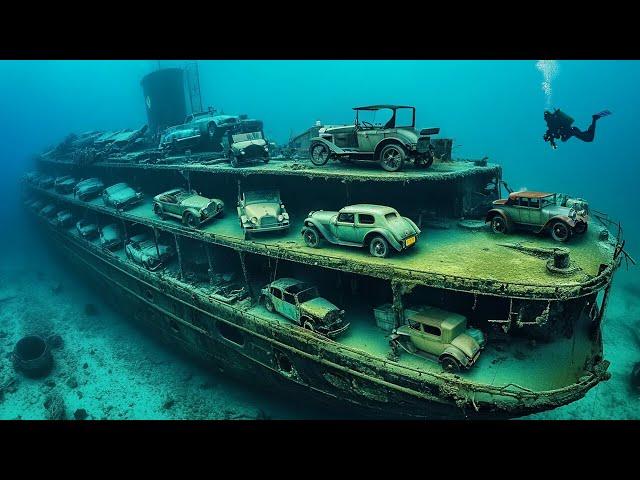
[300,297,340,320]
[108,187,138,201]
[309,210,338,224]
[244,202,280,218]
[181,195,215,210]
[450,333,481,359]
[139,241,173,258]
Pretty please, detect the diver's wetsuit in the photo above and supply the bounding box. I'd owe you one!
[543,109,611,149]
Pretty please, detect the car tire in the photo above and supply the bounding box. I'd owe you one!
[230,156,239,168]
[369,235,390,258]
[153,203,165,220]
[491,215,507,234]
[184,212,200,229]
[264,296,275,313]
[263,155,270,164]
[440,355,461,372]
[550,221,571,242]
[302,226,320,248]
[302,320,315,332]
[310,142,330,166]
[379,144,405,172]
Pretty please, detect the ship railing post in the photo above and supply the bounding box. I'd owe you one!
[391,280,404,329]
[121,219,128,244]
[174,233,184,280]
[238,250,253,300]
[205,244,215,285]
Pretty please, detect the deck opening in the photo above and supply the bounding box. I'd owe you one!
[217,321,245,346]
[274,349,295,376]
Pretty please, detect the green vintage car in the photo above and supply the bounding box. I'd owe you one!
[153,188,225,228]
[390,307,486,372]
[260,278,349,337]
[485,191,589,242]
[301,204,420,258]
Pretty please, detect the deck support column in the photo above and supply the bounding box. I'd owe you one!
[153,227,161,259]
[205,244,215,285]
[238,250,253,299]
[391,280,405,329]
[121,219,128,244]
[174,233,184,280]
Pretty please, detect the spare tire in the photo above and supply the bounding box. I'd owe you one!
[13,335,53,378]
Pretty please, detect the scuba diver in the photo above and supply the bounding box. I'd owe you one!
[543,109,611,149]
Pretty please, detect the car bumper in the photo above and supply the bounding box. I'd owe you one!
[244,222,290,233]
[323,322,350,338]
[399,234,419,250]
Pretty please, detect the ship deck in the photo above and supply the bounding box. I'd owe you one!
[25,184,617,300]
[39,155,501,183]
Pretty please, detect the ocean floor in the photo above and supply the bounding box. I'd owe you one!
[0,224,638,420]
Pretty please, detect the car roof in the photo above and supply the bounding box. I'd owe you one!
[509,191,554,199]
[269,278,307,290]
[159,188,184,196]
[340,204,397,215]
[107,183,129,190]
[353,105,414,111]
[407,307,467,329]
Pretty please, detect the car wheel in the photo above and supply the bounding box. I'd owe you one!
[208,123,217,139]
[440,355,461,372]
[379,144,405,172]
[264,296,275,313]
[153,203,165,220]
[491,215,507,234]
[309,143,330,166]
[369,235,390,258]
[551,221,570,242]
[230,156,239,168]
[263,155,270,164]
[302,227,320,248]
[184,212,200,229]
[302,320,315,332]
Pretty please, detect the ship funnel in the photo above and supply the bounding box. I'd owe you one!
[141,68,188,136]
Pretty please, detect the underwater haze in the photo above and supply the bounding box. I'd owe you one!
[0,60,639,420]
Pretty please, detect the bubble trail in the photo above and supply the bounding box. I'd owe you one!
[536,60,559,108]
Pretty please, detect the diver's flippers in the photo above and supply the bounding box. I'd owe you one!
[593,110,612,119]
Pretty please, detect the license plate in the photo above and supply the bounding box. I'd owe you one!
[405,236,416,247]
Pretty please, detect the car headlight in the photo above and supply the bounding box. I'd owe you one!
[241,150,246,155]
[283,212,289,220]
[251,216,258,224]
[277,214,284,222]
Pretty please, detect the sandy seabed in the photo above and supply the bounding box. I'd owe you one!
[0,235,638,420]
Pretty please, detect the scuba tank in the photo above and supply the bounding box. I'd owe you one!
[546,109,575,130]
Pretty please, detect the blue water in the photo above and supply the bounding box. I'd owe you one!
[0,60,638,419]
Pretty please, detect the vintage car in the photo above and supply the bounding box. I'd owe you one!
[302,204,420,258]
[102,183,144,211]
[54,175,78,194]
[260,278,349,337]
[30,200,45,213]
[308,105,441,172]
[124,233,175,271]
[485,191,589,242]
[152,188,224,228]
[39,204,58,219]
[222,120,270,167]
[23,172,42,185]
[74,178,105,201]
[159,108,241,152]
[237,189,290,236]
[76,219,99,239]
[54,210,74,228]
[99,223,123,250]
[390,307,486,372]
[37,175,55,189]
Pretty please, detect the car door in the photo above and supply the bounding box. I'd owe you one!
[280,289,300,322]
[526,197,543,225]
[355,213,376,244]
[356,128,383,152]
[334,212,359,243]
[412,323,445,356]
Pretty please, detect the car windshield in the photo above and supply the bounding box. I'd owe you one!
[244,190,279,204]
[232,131,263,143]
[540,195,556,208]
[295,287,319,304]
[357,109,393,128]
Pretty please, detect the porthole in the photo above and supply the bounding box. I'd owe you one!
[274,349,295,376]
[216,321,245,346]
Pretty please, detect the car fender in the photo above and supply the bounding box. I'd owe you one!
[440,346,469,367]
[309,137,346,155]
[182,208,199,220]
[363,228,403,251]
[303,218,334,242]
[403,217,421,235]
[374,138,407,160]
[485,208,511,229]
[540,215,575,233]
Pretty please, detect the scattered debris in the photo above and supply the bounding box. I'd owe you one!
[44,393,66,420]
[82,362,88,369]
[47,334,64,349]
[74,408,88,420]
[162,397,175,410]
[66,376,78,389]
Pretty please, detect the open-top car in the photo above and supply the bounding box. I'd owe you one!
[159,108,241,152]
[76,219,99,239]
[54,175,78,194]
[222,120,270,167]
[54,210,74,228]
[302,204,420,258]
[125,233,175,271]
[485,191,589,242]
[99,223,123,250]
[390,307,486,372]
[153,188,224,228]
[261,278,349,337]
[74,178,104,201]
[237,189,289,236]
[308,105,441,172]
[102,183,144,211]
[39,204,57,219]
[37,175,55,189]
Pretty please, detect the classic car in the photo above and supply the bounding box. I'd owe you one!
[39,204,58,219]
[301,204,420,258]
[152,188,224,228]
[37,175,55,189]
[30,200,45,213]
[485,191,589,242]
[74,178,105,201]
[124,233,175,271]
[99,223,123,250]
[237,189,289,236]
[75,219,99,239]
[222,120,270,167]
[308,105,441,172]
[23,172,42,185]
[390,307,486,372]
[261,278,349,337]
[102,183,144,211]
[54,210,74,228]
[54,175,78,194]
[159,108,241,152]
